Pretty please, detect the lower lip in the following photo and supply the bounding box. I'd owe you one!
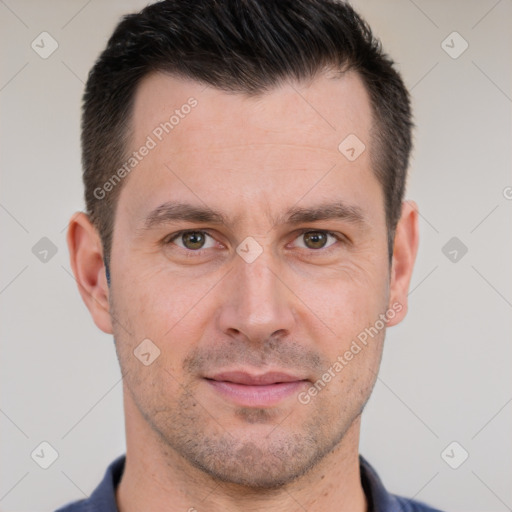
[206,379,308,407]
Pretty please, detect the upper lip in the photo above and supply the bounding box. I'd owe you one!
[206,371,307,386]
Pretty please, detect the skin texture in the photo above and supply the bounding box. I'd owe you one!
[68,70,419,512]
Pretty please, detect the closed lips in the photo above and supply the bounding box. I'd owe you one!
[206,371,308,385]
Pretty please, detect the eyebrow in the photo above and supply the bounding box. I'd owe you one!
[141,200,367,231]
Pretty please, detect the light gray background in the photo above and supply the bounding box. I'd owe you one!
[1,1,511,511]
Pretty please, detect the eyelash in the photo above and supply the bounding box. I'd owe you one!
[164,229,346,257]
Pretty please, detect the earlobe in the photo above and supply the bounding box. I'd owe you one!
[387,200,419,327]
[67,212,113,334]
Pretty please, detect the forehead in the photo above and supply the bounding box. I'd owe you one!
[130,70,372,157]
[119,70,379,227]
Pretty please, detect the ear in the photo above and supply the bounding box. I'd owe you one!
[67,212,113,334]
[387,200,419,327]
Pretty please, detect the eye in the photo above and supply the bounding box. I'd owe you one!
[167,230,216,251]
[292,230,340,250]
[164,229,343,257]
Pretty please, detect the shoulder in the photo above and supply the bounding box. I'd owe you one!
[359,455,446,512]
[53,455,126,512]
[54,499,89,512]
[391,493,446,512]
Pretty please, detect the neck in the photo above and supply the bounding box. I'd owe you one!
[116,393,367,512]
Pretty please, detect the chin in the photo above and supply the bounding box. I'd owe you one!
[179,425,342,490]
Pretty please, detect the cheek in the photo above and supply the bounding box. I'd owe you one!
[294,259,390,338]
[112,264,220,372]
[109,277,191,400]
[116,263,202,327]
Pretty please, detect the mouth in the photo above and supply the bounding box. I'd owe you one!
[204,371,310,407]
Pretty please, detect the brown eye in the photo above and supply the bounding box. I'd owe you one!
[292,230,339,251]
[303,231,329,249]
[181,231,206,249]
[170,231,215,251]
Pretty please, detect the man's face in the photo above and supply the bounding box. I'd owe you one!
[107,71,398,487]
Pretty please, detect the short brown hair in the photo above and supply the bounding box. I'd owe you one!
[82,0,413,265]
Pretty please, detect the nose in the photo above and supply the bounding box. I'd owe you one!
[216,250,296,345]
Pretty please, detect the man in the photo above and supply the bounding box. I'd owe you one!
[57,0,443,510]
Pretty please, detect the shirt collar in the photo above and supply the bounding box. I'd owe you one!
[80,453,431,512]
